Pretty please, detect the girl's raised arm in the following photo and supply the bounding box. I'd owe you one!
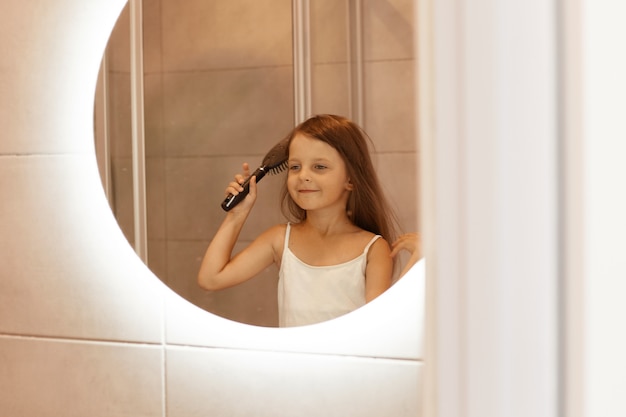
[197,166,278,291]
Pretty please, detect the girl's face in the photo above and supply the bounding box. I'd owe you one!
[286,133,353,213]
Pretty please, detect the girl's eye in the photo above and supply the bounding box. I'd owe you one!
[314,165,327,170]
[289,165,300,171]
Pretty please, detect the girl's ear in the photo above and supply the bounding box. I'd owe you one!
[345,179,354,191]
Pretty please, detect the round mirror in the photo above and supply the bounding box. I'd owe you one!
[95,0,419,327]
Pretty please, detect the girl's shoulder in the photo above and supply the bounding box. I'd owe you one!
[254,224,290,263]
[350,227,391,255]
[258,223,289,242]
[341,226,390,254]
[351,225,384,241]
[343,229,391,263]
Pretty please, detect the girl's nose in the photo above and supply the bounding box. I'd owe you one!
[298,168,311,181]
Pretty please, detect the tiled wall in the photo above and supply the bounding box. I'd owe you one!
[105,0,418,327]
[0,1,422,416]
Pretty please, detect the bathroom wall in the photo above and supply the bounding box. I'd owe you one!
[9,0,626,416]
[102,0,418,326]
[0,1,423,416]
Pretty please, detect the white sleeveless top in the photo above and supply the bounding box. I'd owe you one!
[277,223,381,327]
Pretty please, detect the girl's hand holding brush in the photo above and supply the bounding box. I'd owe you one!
[225,163,257,214]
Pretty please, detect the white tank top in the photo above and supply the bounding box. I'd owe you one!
[277,223,381,327]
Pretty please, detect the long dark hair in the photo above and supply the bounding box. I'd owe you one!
[280,114,399,243]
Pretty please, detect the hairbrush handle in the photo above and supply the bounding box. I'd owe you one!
[221,166,267,211]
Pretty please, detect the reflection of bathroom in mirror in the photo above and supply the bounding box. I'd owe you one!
[95,0,418,327]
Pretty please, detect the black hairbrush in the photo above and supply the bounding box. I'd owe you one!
[221,137,289,211]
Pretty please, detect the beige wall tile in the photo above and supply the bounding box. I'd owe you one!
[161,67,294,157]
[376,151,420,234]
[144,73,166,157]
[146,156,166,239]
[311,63,351,116]
[0,4,113,155]
[0,337,163,416]
[147,237,168,283]
[364,59,417,153]
[0,155,163,343]
[363,0,415,61]
[161,0,292,72]
[311,0,350,64]
[142,0,163,74]
[166,345,422,417]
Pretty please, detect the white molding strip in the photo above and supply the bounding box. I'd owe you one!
[94,54,112,201]
[292,0,311,125]
[348,0,364,127]
[129,0,148,262]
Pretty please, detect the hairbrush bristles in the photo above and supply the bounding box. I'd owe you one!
[269,160,288,175]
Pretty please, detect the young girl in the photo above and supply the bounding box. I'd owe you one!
[198,114,400,327]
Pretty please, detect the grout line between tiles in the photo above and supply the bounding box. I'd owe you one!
[163,341,424,364]
[0,152,90,158]
[0,332,162,348]
[0,332,422,363]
